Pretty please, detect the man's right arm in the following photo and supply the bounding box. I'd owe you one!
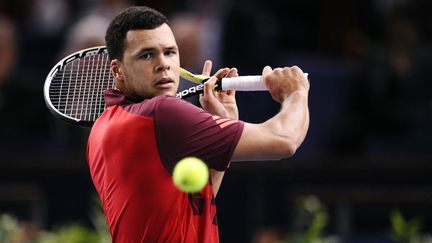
[231,66,310,161]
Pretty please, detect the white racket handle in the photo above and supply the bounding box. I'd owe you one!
[220,73,309,91]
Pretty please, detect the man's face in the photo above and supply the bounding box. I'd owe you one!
[113,23,180,99]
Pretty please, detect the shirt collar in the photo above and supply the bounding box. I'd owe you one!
[104,88,141,106]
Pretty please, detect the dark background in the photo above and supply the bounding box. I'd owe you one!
[1,0,431,242]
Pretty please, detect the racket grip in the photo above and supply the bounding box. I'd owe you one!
[221,76,264,91]
[220,73,309,91]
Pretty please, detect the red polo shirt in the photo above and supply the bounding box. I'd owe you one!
[87,89,243,243]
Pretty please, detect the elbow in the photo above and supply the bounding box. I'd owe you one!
[273,138,300,159]
[281,141,298,158]
[277,129,308,159]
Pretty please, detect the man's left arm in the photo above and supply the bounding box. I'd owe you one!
[199,61,239,196]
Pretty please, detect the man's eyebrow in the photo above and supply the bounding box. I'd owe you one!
[133,46,177,57]
[134,47,155,57]
[164,46,178,51]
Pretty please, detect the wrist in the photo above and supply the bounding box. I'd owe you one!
[282,90,308,103]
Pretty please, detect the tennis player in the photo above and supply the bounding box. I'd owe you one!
[87,6,310,243]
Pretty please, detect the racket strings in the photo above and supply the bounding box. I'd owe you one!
[49,53,113,121]
[48,48,203,124]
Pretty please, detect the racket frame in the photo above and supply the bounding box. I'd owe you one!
[44,46,109,127]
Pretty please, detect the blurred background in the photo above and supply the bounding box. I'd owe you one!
[1,0,431,242]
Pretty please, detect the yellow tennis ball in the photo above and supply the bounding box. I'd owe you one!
[173,157,209,193]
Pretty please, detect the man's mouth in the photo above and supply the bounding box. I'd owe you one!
[155,78,175,89]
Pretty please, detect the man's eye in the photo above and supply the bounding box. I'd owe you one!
[165,50,176,56]
[141,53,152,59]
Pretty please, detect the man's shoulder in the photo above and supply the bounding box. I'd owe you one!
[148,95,198,111]
[123,95,199,117]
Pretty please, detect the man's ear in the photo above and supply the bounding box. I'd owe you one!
[111,59,124,89]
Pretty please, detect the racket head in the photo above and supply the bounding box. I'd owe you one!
[43,46,113,127]
[44,46,208,127]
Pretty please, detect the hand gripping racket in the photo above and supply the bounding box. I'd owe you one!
[44,46,306,127]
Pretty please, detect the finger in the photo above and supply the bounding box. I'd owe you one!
[202,60,212,76]
[226,68,238,78]
[214,68,230,79]
[224,68,238,95]
[292,65,302,72]
[225,89,236,96]
[273,67,284,74]
[287,65,303,75]
[202,76,217,96]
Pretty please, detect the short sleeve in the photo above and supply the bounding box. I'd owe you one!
[154,96,244,173]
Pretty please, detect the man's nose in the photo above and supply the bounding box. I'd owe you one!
[155,55,170,72]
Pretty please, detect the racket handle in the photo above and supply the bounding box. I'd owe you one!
[220,73,309,91]
[221,76,264,91]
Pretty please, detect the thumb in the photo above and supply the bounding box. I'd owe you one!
[262,66,273,87]
[262,66,272,78]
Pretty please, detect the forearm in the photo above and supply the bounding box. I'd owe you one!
[232,91,309,161]
[267,90,309,150]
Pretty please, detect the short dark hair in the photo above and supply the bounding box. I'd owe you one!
[105,6,168,61]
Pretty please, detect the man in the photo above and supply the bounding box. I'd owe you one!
[87,6,310,243]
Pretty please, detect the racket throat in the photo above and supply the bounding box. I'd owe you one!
[176,78,223,99]
[176,84,204,99]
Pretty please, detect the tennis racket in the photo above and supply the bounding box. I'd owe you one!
[43,46,303,127]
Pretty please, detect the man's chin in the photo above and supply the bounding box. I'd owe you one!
[156,90,176,97]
